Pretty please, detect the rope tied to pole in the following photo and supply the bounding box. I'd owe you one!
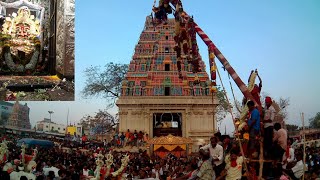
[215,63,251,179]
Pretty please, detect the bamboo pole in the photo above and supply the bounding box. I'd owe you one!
[296,139,320,145]
[258,137,264,179]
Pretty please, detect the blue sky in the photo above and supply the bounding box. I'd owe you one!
[23,0,320,133]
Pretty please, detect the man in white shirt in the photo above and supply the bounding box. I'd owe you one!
[200,136,224,177]
[82,166,89,177]
[43,161,60,178]
[151,163,163,179]
[284,152,306,180]
[263,96,276,159]
[216,148,243,180]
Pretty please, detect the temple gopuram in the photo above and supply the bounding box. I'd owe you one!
[0,0,74,101]
[117,17,218,151]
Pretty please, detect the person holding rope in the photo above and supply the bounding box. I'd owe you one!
[189,149,214,180]
[216,147,243,180]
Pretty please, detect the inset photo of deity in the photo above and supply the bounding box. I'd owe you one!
[0,0,74,101]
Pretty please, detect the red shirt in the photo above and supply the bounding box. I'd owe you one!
[130,134,135,140]
[82,136,87,142]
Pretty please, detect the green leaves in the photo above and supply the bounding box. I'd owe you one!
[309,112,320,128]
[216,87,231,123]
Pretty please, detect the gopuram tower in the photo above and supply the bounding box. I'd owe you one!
[117,17,218,151]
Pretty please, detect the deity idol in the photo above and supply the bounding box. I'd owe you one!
[11,6,40,38]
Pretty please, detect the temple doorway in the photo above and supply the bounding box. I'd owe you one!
[153,113,182,137]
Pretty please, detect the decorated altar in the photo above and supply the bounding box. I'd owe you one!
[0,0,75,101]
[0,0,47,75]
[147,134,193,158]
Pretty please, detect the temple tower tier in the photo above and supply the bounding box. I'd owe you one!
[116,17,218,151]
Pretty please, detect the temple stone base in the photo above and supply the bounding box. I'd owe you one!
[117,96,218,152]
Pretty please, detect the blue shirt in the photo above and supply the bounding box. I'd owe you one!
[248,108,260,131]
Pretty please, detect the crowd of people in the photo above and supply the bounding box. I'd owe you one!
[0,94,319,179]
[0,133,241,180]
[1,130,319,180]
[109,130,149,148]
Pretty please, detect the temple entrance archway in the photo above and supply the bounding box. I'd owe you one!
[153,113,182,137]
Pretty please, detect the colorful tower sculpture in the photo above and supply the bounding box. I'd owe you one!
[117,17,218,151]
[7,101,31,129]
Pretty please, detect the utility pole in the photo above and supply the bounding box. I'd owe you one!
[301,112,306,180]
[48,111,54,132]
[66,108,69,134]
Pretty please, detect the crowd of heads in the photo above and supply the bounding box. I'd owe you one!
[0,133,228,180]
[110,129,149,148]
[0,122,319,180]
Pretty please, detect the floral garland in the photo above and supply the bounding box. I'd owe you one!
[21,143,26,164]
[209,52,218,94]
[237,71,257,132]
[3,42,40,73]
[91,152,105,180]
[111,154,130,177]
[0,140,8,164]
[26,160,37,173]
[247,72,257,92]
[104,152,114,178]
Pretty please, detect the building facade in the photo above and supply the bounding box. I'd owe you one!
[0,101,13,125]
[6,101,31,129]
[117,17,218,151]
[36,118,66,134]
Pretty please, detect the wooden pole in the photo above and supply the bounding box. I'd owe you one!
[258,137,264,179]
[301,112,306,180]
